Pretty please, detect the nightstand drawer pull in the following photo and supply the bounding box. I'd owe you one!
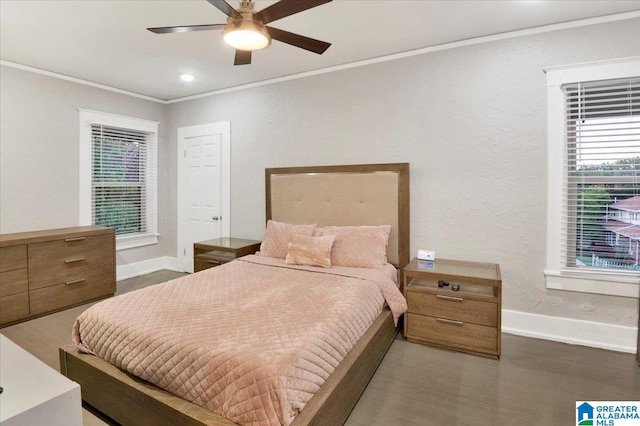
[65,278,86,285]
[64,237,86,242]
[207,260,221,265]
[436,295,464,302]
[64,257,86,264]
[436,318,464,326]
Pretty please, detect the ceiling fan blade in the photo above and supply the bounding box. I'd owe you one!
[206,0,242,19]
[266,26,330,54]
[234,50,252,65]
[254,0,332,25]
[147,24,226,34]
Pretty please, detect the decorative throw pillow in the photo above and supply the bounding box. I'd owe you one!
[322,225,391,268]
[285,234,336,268]
[258,220,317,259]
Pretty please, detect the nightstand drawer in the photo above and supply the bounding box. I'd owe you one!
[407,290,497,326]
[194,251,234,271]
[406,313,498,353]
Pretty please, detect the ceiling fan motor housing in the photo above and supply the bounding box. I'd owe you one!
[237,0,255,11]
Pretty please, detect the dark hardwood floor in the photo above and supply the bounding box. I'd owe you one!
[1,270,638,425]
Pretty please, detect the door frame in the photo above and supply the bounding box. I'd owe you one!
[177,121,231,272]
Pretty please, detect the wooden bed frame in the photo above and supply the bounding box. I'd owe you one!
[60,162,410,426]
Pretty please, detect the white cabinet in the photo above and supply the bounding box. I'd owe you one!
[0,335,82,426]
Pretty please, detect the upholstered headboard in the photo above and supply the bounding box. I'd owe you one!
[265,163,409,269]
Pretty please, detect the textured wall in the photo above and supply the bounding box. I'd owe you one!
[167,18,640,326]
[0,66,171,266]
[1,18,638,328]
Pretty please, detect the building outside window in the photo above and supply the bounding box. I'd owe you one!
[545,58,640,297]
[567,103,640,272]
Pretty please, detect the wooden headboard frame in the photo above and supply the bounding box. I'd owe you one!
[265,163,410,270]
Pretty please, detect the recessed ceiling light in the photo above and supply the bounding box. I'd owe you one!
[180,73,195,82]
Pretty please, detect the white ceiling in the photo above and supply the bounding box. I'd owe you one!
[2,0,639,101]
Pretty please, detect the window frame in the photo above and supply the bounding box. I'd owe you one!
[79,109,159,251]
[544,57,640,298]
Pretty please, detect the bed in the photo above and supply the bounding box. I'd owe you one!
[59,162,410,426]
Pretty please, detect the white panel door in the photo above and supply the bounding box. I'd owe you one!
[177,122,230,272]
[187,134,221,256]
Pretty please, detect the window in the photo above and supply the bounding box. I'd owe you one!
[79,110,159,250]
[545,58,640,297]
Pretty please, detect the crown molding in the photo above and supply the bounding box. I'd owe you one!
[3,10,639,104]
[0,60,166,104]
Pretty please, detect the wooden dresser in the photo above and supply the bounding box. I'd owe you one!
[0,226,115,327]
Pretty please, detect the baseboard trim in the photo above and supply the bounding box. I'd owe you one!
[117,256,181,281]
[502,309,637,354]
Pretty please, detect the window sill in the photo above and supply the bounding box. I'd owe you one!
[544,269,639,298]
[116,233,159,251]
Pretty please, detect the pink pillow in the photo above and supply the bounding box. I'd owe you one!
[259,220,317,259]
[285,234,336,268]
[322,225,391,268]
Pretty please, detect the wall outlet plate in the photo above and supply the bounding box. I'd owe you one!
[417,249,435,261]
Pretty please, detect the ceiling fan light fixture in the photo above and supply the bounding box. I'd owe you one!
[222,20,271,51]
[147,0,333,65]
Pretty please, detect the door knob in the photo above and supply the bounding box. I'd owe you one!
[212,216,220,221]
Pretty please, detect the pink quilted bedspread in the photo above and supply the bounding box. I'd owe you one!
[73,255,407,426]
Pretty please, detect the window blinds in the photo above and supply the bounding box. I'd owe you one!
[562,77,640,273]
[91,124,157,237]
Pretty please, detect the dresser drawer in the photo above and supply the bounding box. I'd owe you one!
[407,290,498,327]
[0,292,30,324]
[29,272,115,315]
[28,232,114,290]
[0,268,29,297]
[29,255,114,290]
[28,234,114,267]
[406,313,498,354]
[0,245,27,272]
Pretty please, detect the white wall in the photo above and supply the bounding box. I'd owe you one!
[166,18,640,330]
[0,66,172,267]
[1,17,638,348]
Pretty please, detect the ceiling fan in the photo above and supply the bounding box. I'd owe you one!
[147,0,332,66]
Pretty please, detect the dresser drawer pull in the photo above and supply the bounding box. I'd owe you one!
[64,237,86,242]
[65,278,86,285]
[436,295,464,302]
[436,318,464,326]
[207,260,221,265]
[64,257,86,264]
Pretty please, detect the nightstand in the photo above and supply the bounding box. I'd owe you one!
[193,237,261,272]
[403,257,502,358]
